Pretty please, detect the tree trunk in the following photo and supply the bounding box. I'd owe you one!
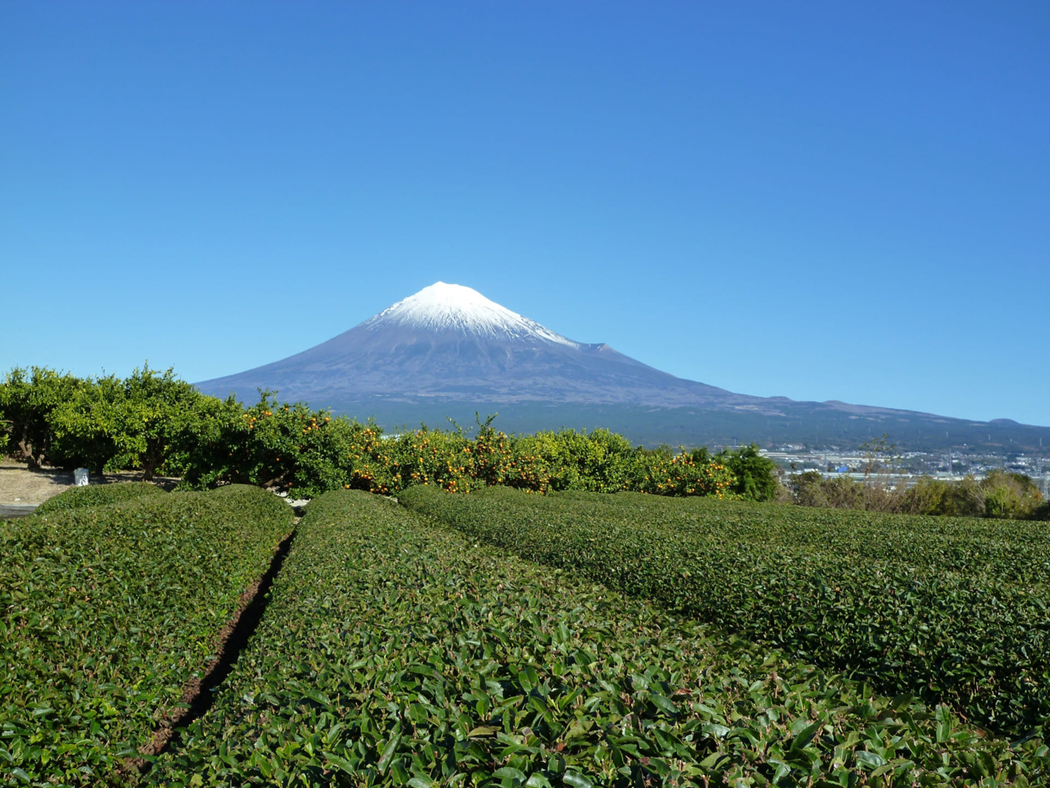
[19,438,42,471]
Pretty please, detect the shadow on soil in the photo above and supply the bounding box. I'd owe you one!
[0,504,36,519]
[133,527,297,775]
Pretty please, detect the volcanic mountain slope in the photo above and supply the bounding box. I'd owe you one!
[198,282,768,409]
[196,283,1050,451]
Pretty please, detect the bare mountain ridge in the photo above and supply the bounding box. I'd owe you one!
[196,283,1049,450]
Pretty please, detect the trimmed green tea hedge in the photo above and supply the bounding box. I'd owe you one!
[400,485,1050,738]
[148,490,1046,786]
[35,481,166,516]
[0,485,293,786]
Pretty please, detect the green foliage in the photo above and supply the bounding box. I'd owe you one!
[46,373,123,475]
[402,485,1050,738]
[980,470,1044,520]
[0,365,750,500]
[898,476,986,517]
[321,419,737,499]
[511,427,636,492]
[34,481,166,516]
[49,364,216,480]
[793,469,1045,520]
[631,449,736,497]
[714,443,779,501]
[147,490,1045,786]
[178,392,366,498]
[0,367,85,468]
[0,486,293,785]
[161,390,247,479]
[341,421,725,498]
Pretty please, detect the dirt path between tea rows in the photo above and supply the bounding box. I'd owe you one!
[128,527,297,778]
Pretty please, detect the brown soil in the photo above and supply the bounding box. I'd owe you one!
[123,527,297,779]
[0,460,180,506]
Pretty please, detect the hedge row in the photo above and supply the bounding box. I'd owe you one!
[563,492,1050,583]
[0,485,294,786]
[1,366,778,501]
[34,481,167,516]
[399,486,1050,738]
[148,490,1044,786]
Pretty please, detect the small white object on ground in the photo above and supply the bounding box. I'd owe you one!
[268,488,309,508]
[74,469,89,486]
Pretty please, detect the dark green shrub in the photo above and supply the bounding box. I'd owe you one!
[35,481,166,516]
[0,485,293,785]
[49,365,223,480]
[178,393,365,498]
[715,443,780,501]
[0,367,84,468]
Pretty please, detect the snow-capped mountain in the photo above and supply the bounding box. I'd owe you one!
[195,283,1050,450]
[197,281,755,409]
[362,282,578,348]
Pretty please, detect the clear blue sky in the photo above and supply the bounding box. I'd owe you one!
[3,2,1048,426]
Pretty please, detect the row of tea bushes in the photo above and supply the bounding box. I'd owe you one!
[399,485,1050,738]
[34,481,167,516]
[560,491,1050,583]
[0,485,294,786]
[147,490,1044,786]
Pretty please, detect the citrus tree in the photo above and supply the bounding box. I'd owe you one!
[50,365,220,479]
[715,443,780,501]
[0,367,85,468]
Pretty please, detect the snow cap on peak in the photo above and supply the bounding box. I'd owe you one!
[363,282,577,346]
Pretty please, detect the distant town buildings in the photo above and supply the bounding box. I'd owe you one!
[759,447,1050,495]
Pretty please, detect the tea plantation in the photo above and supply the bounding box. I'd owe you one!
[33,482,167,516]
[0,486,293,785]
[142,491,1046,786]
[401,486,1050,738]
[3,487,1049,786]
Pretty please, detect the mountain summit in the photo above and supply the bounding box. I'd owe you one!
[198,281,745,409]
[362,282,577,347]
[196,283,1050,450]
